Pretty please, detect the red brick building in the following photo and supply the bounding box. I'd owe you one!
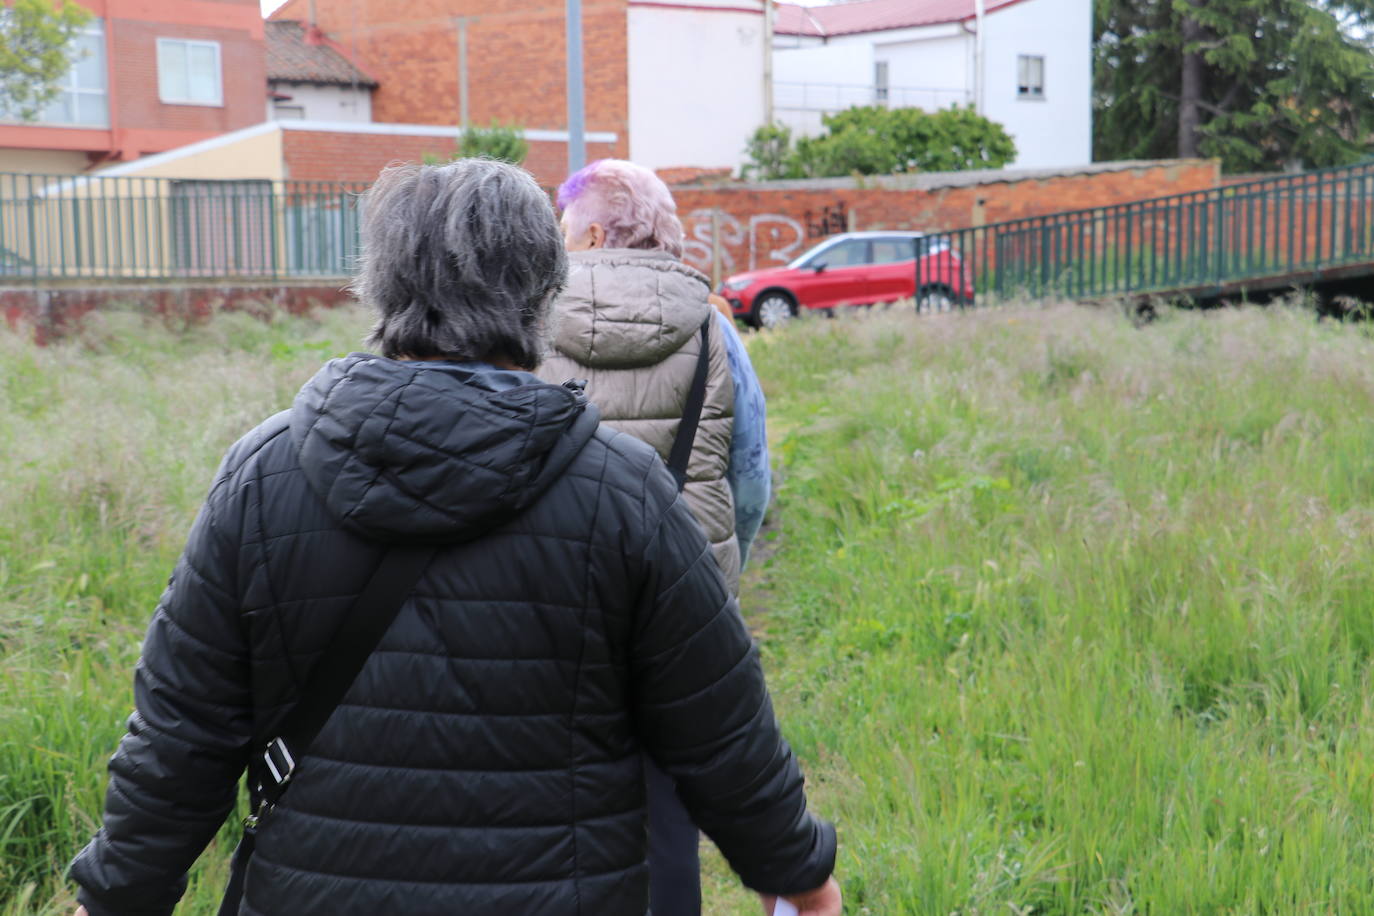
[0,0,267,174]
[267,0,772,176]
[270,0,631,158]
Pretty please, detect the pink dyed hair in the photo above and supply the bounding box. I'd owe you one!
[557,159,685,258]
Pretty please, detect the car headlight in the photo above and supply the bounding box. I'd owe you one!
[723,277,752,292]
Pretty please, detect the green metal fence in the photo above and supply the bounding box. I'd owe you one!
[0,171,368,282]
[918,160,1374,303]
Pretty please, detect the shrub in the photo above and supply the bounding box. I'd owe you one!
[424,121,530,166]
[743,105,1017,179]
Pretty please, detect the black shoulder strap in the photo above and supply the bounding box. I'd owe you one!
[667,316,714,492]
[256,545,435,807]
[221,545,436,914]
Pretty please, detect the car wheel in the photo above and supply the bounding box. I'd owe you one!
[753,292,796,329]
[917,285,955,314]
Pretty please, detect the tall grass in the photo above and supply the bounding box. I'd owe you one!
[6,300,1374,913]
[0,304,372,913]
[705,301,1374,914]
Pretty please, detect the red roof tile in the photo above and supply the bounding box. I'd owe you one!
[266,20,378,88]
[776,0,1025,37]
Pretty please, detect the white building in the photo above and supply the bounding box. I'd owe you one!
[265,20,376,124]
[626,0,768,172]
[773,0,1092,169]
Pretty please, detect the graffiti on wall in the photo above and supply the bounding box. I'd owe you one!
[681,201,853,277]
[681,209,807,275]
[805,203,849,238]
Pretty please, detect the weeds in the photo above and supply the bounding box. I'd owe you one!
[705,301,1374,913]
[8,300,1374,913]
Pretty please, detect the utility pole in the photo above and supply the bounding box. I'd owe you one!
[762,0,774,125]
[566,0,586,173]
[454,17,470,129]
[973,0,985,113]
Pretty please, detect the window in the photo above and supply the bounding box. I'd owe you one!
[1018,55,1045,99]
[272,105,305,120]
[157,38,222,106]
[812,239,869,268]
[915,236,949,257]
[871,238,917,264]
[874,60,890,105]
[2,19,109,126]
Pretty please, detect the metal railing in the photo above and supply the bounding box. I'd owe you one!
[919,160,1374,304]
[774,80,972,114]
[0,171,368,283]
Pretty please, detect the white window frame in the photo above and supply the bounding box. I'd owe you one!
[157,37,223,107]
[1017,54,1046,100]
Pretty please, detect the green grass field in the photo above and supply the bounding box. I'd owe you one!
[5,300,1374,914]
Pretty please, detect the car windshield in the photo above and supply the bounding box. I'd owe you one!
[787,239,839,270]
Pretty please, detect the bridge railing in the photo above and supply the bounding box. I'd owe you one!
[920,160,1374,303]
[0,171,368,283]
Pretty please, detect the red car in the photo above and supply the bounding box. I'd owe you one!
[719,231,973,329]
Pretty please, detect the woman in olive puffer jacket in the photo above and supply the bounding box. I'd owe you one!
[537,160,791,916]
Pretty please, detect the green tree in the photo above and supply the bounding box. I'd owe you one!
[0,0,92,122]
[1095,0,1374,172]
[741,123,798,180]
[742,106,1017,179]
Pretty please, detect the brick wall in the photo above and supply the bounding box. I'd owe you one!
[282,128,620,187]
[671,161,1221,278]
[271,0,629,159]
[0,0,266,160]
[2,283,353,346]
[110,15,266,138]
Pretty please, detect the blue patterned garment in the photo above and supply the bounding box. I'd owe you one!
[714,311,771,567]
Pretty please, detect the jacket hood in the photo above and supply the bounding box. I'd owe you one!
[290,354,599,544]
[553,248,712,370]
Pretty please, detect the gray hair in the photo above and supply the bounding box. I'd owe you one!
[352,159,568,368]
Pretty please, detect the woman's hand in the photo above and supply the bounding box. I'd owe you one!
[74,908,89,916]
[759,877,842,915]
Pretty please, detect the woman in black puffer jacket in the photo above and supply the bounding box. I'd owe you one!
[67,160,839,916]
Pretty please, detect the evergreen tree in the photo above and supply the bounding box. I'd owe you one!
[1095,0,1374,172]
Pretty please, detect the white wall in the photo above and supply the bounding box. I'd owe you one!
[627,2,766,172]
[268,82,372,124]
[873,29,973,110]
[772,41,873,136]
[772,23,974,135]
[767,0,1091,168]
[980,0,1092,168]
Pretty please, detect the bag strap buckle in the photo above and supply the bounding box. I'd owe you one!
[262,737,297,790]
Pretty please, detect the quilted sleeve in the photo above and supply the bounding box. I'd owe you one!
[629,460,835,896]
[68,465,253,916]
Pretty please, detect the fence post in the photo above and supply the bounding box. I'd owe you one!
[710,209,722,289]
[269,181,281,280]
[26,173,37,283]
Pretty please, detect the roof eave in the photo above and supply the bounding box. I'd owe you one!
[268,75,380,89]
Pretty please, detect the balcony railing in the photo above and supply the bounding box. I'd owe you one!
[773,80,973,115]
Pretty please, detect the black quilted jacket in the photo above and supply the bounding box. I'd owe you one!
[69,355,835,915]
